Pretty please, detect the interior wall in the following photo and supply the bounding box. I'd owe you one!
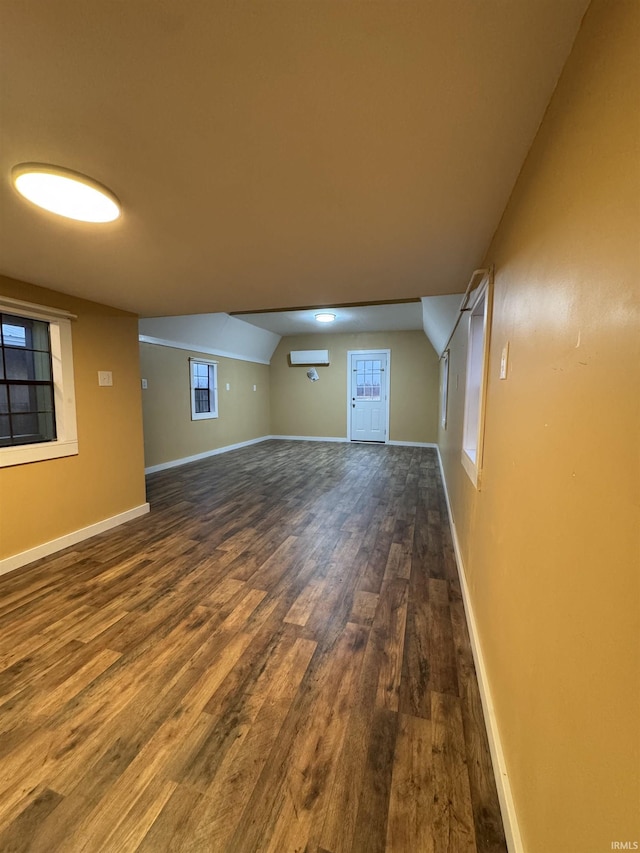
[0,275,147,561]
[139,342,271,469]
[270,330,439,443]
[438,2,640,850]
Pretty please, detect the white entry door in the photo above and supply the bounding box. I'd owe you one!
[348,351,389,442]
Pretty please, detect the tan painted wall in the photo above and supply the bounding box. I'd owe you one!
[270,330,439,443]
[0,275,146,561]
[139,343,270,469]
[438,2,640,850]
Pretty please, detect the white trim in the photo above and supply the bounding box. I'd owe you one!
[0,294,76,321]
[0,503,150,578]
[138,335,270,365]
[440,349,450,430]
[461,272,493,490]
[387,440,438,448]
[346,349,391,443]
[435,446,523,853]
[145,436,272,474]
[270,435,348,443]
[270,436,435,448]
[189,357,218,421]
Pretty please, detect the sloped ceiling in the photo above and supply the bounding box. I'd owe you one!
[0,0,588,317]
[421,294,466,357]
[139,314,280,365]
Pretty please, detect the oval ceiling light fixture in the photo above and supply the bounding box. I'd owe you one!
[11,163,121,223]
[315,312,336,323]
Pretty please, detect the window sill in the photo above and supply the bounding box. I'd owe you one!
[191,412,219,421]
[461,447,480,489]
[0,438,79,469]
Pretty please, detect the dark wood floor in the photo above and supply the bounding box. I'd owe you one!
[0,440,506,853]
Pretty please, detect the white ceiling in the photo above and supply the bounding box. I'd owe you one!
[0,1,588,317]
[237,302,425,336]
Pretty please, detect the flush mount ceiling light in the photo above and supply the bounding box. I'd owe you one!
[11,163,121,223]
[315,312,336,323]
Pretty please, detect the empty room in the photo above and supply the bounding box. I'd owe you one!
[0,2,638,852]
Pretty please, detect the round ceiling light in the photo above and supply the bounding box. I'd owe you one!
[315,312,336,323]
[11,163,121,223]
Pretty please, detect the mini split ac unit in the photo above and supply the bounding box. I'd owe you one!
[289,350,330,366]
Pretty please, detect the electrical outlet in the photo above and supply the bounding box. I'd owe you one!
[253,384,257,391]
[226,383,230,391]
[98,371,113,387]
[141,378,148,390]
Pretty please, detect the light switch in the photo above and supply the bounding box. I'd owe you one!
[500,343,509,380]
[98,371,113,386]
[253,384,257,391]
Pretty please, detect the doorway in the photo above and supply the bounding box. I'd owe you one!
[347,350,390,442]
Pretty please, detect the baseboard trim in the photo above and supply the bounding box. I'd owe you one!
[144,433,433,474]
[0,503,150,579]
[145,436,271,474]
[270,435,349,443]
[435,446,524,853]
[270,436,437,448]
[387,440,438,448]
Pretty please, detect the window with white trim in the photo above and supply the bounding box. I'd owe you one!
[189,358,218,420]
[0,296,78,468]
[461,275,492,488]
[440,349,449,429]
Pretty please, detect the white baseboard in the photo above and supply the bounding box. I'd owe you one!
[270,436,437,447]
[144,436,271,474]
[0,503,150,579]
[270,435,349,443]
[387,440,438,448]
[144,434,436,475]
[435,446,523,853]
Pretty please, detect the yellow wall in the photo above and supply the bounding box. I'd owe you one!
[438,2,640,850]
[139,343,271,469]
[270,330,439,443]
[0,275,146,561]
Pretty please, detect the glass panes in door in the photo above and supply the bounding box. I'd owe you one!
[355,359,382,400]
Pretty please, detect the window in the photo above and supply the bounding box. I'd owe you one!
[440,349,449,429]
[461,275,492,488]
[1,313,56,447]
[189,358,218,420]
[355,359,382,400]
[0,296,78,468]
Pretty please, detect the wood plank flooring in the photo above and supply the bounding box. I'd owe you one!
[0,440,507,852]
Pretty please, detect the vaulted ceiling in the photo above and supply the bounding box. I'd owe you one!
[0,0,588,317]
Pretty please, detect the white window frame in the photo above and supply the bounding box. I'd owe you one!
[0,296,78,469]
[189,357,218,420]
[440,349,450,429]
[461,274,492,489]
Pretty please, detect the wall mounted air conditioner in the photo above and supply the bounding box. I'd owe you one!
[289,349,330,366]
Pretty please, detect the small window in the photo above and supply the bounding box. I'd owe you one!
[189,358,218,420]
[0,297,78,468]
[440,349,449,430]
[461,275,492,488]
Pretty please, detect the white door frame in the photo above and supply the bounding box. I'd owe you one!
[346,349,391,443]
